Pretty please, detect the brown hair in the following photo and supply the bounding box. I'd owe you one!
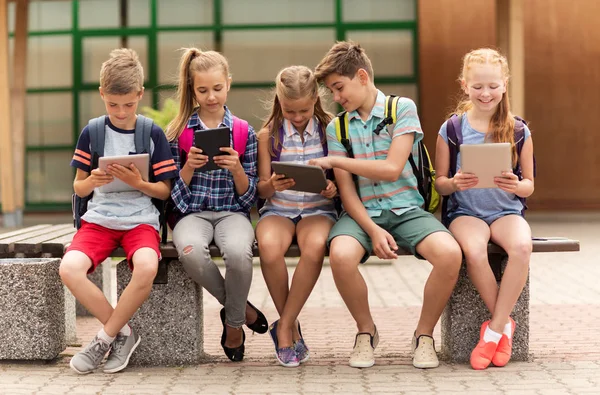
[165,47,230,141]
[314,40,374,83]
[453,48,518,166]
[99,48,144,95]
[261,65,333,157]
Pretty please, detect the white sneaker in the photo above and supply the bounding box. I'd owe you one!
[412,333,439,369]
[349,326,379,368]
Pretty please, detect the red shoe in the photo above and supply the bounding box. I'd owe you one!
[492,317,516,367]
[470,321,498,370]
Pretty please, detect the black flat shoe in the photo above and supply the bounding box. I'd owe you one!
[246,301,268,334]
[220,308,245,362]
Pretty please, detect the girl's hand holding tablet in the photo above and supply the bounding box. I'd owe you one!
[494,171,519,193]
[214,147,243,175]
[452,169,479,191]
[320,180,337,199]
[269,173,295,192]
[185,147,209,169]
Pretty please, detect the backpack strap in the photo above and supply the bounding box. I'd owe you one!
[445,114,463,178]
[271,126,286,162]
[88,115,106,169]
[232,115,249,159]
[134,115,154,154]
[334,112,353,158]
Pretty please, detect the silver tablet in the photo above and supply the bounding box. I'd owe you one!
[460,143,512,189]
[271,162,328,194]
[98,153,150,193]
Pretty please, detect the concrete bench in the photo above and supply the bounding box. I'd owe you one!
[1,225,580,365]
[0,258,69,360]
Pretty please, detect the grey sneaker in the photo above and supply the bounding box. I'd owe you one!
[69,336,111,374]
[103,328,141,373]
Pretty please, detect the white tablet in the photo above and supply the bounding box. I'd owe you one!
[271,162,328,194]
[460,143,512,189]
[98,153,150,193]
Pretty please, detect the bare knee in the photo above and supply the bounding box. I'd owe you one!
[429,239,462,279]
[299,236,327,265]
[257,238,289,263]
[59,252,91,283]
[507,241,532,265]
[328,243,361,276]
[132,260,159,284]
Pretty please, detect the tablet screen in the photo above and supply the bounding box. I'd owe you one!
[98,153,150,193]
[194,127,231,172]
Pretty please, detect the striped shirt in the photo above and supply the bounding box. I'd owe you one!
[326,90,425,217]
[71,117,178,231]
[260,117,337,219]
[170,106,258,217]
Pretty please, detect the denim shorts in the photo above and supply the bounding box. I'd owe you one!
[258,211,337,225]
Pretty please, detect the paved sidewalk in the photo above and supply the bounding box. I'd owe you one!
[1,213,599,394]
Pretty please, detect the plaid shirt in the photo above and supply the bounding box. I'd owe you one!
[170,107,258,216]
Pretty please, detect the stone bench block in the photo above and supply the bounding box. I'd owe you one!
[0,258,66,360]
[116,259,204,366]
[441,254,529,363]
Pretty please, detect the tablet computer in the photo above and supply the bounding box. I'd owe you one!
[194,127,231,172]
[98,153,150,193]
[271,162,328,194]
[460,143,512,189]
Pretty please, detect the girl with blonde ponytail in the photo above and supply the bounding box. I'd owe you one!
[434,48,535,370]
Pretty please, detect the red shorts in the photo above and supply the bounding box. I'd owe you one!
[66,220,161,273]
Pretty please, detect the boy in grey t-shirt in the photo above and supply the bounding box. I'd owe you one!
[61,49,178,374]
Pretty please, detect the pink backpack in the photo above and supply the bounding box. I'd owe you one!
[178,115,249,160]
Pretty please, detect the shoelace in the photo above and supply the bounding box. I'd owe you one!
[111,335,127,354]
[86,339,110,361]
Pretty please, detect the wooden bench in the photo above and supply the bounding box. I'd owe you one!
[0,224,580,365]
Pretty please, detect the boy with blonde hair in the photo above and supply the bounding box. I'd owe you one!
[310,41,462,369]
[61,48,177,374]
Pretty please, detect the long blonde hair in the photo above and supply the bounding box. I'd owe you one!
[166,48,230,142]
[453,48,517,167]
[261,65,333,157]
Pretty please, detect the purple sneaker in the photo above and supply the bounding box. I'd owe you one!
[294,338,309,363]
[294,322,309,363]
[269,320,300,367]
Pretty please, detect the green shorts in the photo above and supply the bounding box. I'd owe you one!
[327,208,450,263]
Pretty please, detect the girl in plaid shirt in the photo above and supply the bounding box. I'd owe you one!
[165,48,267,362]
[256,66,338,367]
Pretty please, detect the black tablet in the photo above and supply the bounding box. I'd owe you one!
[194,127,231,172]
[271,162,328,194]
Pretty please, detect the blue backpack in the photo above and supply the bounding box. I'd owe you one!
[71,115,168,242]
[441,114,536,226]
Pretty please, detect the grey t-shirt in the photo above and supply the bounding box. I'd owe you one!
[439,116,531,221]
[71,117,178,231]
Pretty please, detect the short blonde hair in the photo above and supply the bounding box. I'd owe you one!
[315,41,373,82]
[99,48,144,95]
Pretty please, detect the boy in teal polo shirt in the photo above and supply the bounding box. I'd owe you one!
[311,41,462,369]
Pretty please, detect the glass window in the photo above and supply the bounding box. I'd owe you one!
[376,83,418,104]
[29,0,73,31]
[157,31,214,84]
[82,36,148,85]
[27,35,72,88]
[343,0,415,22]
[222,29,335,83]
[26,151,74,203]
[128,0,151,27]
[157,0,212,26]
[222,0,335,24]
[78,91,152,131]
[79,0,120,29]
[347,30,414,77]
[226,89,270,132]
[7,2,15,33]
[26,93,73,146]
